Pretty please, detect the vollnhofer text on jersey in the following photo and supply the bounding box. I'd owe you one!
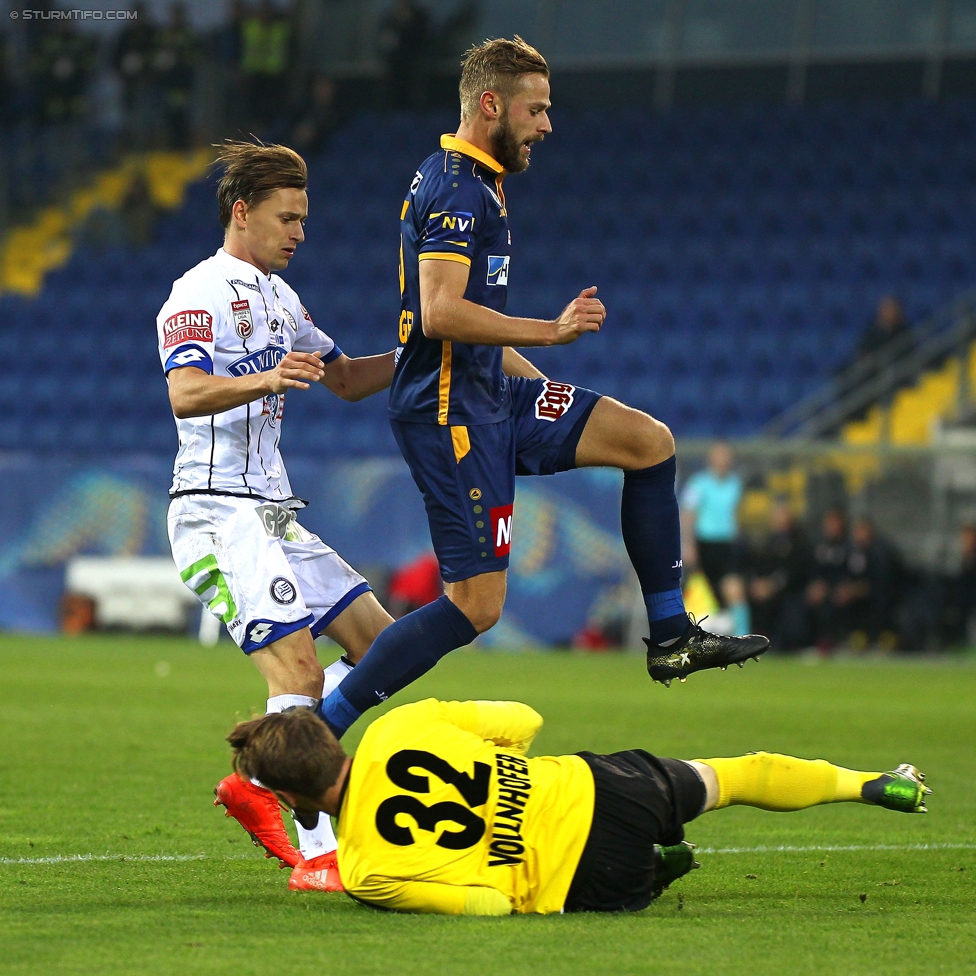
[489,753,533,867]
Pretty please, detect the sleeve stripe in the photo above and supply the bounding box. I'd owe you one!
[418,252,472,267]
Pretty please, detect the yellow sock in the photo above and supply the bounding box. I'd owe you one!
[698,753,881,811]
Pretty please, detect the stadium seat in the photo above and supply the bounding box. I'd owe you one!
[5,99,976,452]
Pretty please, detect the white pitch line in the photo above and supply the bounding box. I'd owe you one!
[0,853,248,866]
[696,842,976,854]
[2,843,974,867]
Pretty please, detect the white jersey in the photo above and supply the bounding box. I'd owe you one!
[157,248,341,502]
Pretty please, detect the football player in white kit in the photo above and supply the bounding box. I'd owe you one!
[158,141,395,892]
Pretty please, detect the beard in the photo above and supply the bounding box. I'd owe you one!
[490,114,530,173]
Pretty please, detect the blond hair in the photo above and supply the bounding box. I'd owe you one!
[459,36,549,119]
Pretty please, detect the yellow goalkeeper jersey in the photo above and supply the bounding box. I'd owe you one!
[335,698,595,915]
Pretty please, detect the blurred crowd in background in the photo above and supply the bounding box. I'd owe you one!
[0,0,473,231]
[676,442,976,654]
[3,2,975,653]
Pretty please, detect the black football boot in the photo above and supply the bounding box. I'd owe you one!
[644,614,770,687]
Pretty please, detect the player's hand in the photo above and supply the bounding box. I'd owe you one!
[552,286,606,344]
[267,351,326,393]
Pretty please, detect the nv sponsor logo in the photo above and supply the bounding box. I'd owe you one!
[441,214,474,232]
[490,503,513,557]
[163,309,213,348]
[486,255,509,286]
[534,380,575,422]
[227,345,285,376]
[426,210,474,238]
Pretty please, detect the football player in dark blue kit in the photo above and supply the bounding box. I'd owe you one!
[315,37,769,740]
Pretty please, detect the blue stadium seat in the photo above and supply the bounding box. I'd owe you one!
[5,99,976,451]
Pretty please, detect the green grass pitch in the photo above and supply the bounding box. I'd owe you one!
[1,635,974,976]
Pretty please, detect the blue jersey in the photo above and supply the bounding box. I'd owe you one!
[389,135,512,426]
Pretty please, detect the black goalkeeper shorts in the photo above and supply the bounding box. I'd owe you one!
[563,750,707,913]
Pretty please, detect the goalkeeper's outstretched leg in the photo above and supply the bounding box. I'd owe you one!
[688,752,931,815]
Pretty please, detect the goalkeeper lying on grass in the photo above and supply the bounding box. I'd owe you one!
[227,700,931,915]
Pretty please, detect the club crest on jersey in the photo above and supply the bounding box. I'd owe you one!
[231,299,253,339]
[262,392,283,427]
[162,309,213,348]
[227,344,285,376]
[490,503,514,557]
[281,307,297,330]
[269,576,296,605]
[487,255,509,286]
[534,381,575,422]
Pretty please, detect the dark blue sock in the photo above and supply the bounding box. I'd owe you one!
[316,594,478,737]
[621,455,688,645]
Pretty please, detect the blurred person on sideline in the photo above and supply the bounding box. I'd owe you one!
[701,574,752,639]
[680,442,743,605]
[241,0,292,131]
[27,18,96,182]
[940,524,976,646]
[746,500,812,650]
[113,3,159,150]
[30,18,96,125]
[378,0,430,109]
[853,295,912,373]
[836,517,902,649]
[154,1,198,150]
[805,507,849,652]
[209,0,248,135]
[387,551,442,618]
[291,72,341,155]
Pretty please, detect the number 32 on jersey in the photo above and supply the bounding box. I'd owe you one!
[375,749,490,850]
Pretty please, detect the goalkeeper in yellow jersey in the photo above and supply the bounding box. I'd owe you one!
[227,700,931,915]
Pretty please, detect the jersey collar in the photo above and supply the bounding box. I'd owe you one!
[440,134,505,175]
[216,246,272,281]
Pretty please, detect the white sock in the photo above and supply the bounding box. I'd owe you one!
[266,694,318,713]
[264,692,338,858]
[321,656,354,699]
[295,814,337,860]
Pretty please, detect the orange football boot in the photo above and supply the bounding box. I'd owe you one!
[288,850,345,892]
[214,773,301,868]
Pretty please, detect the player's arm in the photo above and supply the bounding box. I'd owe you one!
[502,346,546,379]
[420,258,605,347]
[167,352,325,419]
[318,350,396,402]
[356,879,512,915]
[440,700,544,755]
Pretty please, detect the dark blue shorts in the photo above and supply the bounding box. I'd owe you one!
[391,377,602,583]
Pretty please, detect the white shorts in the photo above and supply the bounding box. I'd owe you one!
[168,495,369,653]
